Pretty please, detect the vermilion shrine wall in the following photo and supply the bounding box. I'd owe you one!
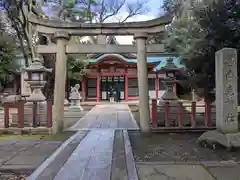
[81,65,168,102]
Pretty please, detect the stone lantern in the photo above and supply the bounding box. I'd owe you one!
[157,57,189,126]
[160,57,180,101]
[21,57,52,126]
[22,57,52,102]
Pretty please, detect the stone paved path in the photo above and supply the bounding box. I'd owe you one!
[27,104,235,180]
[69,104,139,130]
[46,129,138,180]
[54,130,115,180]
[0,140,61,170]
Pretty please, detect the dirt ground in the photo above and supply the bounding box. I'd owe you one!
[129,131,240,162]
[0,172,28,180]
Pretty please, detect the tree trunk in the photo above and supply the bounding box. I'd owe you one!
[43,53,55,100]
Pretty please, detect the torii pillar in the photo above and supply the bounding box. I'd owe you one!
[52,32,70,134]
[134,33,151,133]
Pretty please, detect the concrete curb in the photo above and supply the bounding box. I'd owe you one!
[27,131,84,180]
[67,128,139,131]
[127,105,140,130]
[123,130,139,180]
[136,160,239,167]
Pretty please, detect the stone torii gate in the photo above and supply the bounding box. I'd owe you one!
[28,14,172,134]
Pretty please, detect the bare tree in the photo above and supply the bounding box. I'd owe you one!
[93,0,148,23]
[81,0,149,43]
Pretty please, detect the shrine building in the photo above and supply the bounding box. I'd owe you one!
[81,53,184,102]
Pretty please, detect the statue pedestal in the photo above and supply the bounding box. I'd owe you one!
[69,99,83,111]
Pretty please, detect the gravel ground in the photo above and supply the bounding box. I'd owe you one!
[129,131,240,162]
[0,172,29,180]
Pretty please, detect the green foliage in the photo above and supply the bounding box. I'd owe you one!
[0,32,19,85]
[164,17,205,64]
[67,55,89,81]
[162,0,240,98]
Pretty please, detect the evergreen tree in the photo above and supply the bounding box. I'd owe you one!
[159,0,240,100]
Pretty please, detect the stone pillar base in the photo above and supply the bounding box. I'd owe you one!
[69,106,83,111]
[198,130,240,149]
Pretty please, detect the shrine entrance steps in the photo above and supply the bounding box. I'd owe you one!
[68,104,139,130]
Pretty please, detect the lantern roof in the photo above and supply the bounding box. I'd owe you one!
[22,57,52,73]
[154,57,184,72]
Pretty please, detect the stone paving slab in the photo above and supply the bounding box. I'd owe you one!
[33,131,89,180]
[206,165,240,180]
[0,141,61,171]
[53,130,115,180]
[69,104,139,130]
[136,164,215,180]
[5,142,60,166]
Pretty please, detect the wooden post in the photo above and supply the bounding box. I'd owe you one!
[47,100,53,128]
[191,101,196,127]
[18,101,24,128]
[205,102,212,127]
[151,99,157,128]
[155,73,159,99]
[125,72,128,101]
[4,104,9,128]
[96,75,100,102]
[81,79,85,102]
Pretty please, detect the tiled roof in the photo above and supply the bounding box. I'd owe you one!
[87,54,185,70]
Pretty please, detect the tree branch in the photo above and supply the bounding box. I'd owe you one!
[100,0,126,23]
[120,0,148,23]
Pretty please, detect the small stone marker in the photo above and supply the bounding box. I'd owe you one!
[198,48,240,149]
